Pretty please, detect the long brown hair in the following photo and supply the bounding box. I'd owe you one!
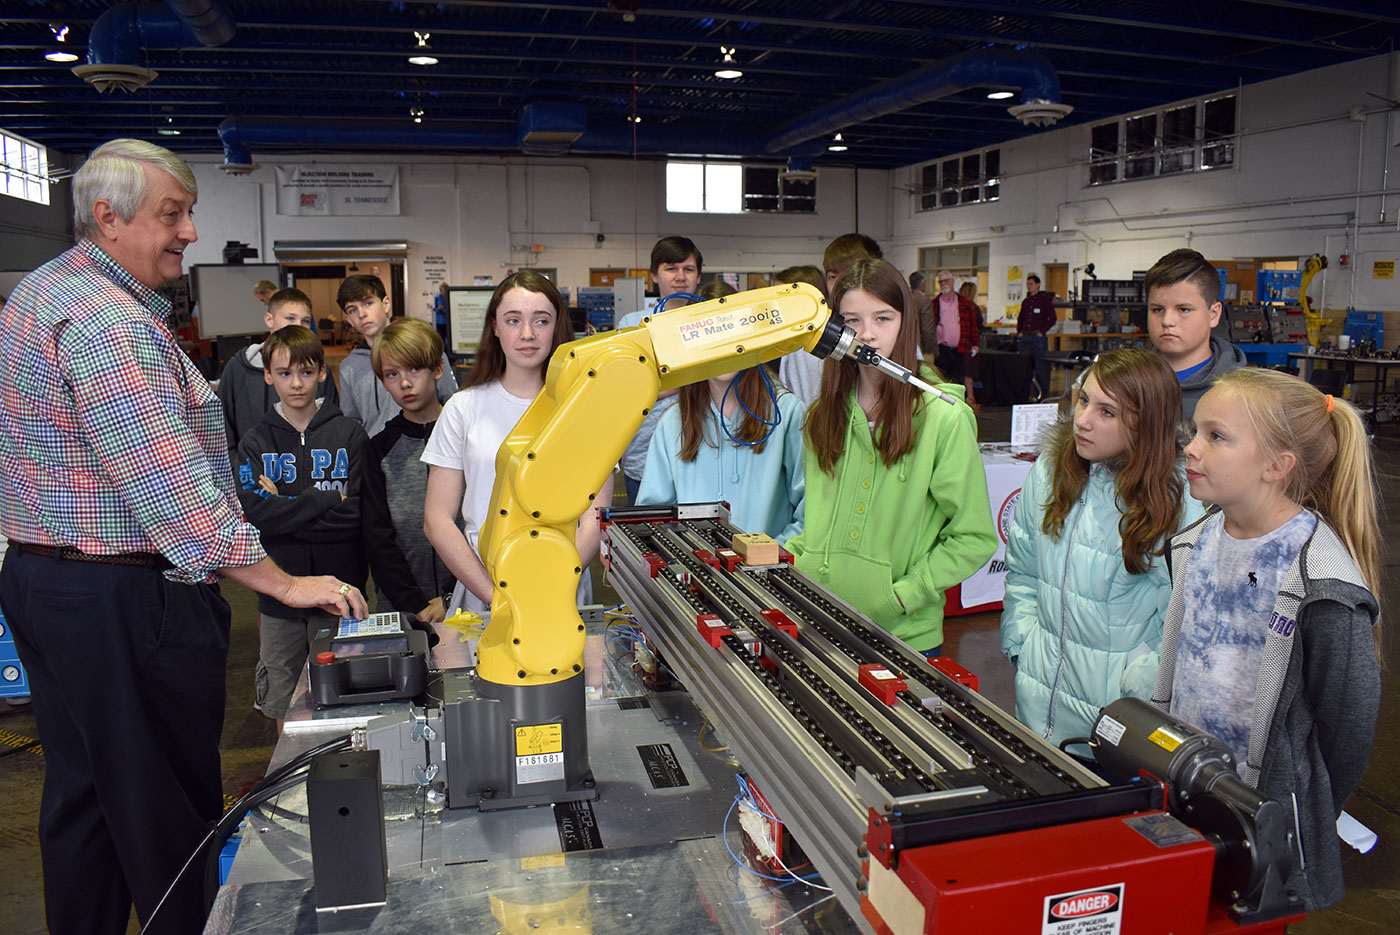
[677,369,777,460]
[466,270,575,388]
[804,258,927,474]
[1041,349,1185,574]
[1210,368,1382,654]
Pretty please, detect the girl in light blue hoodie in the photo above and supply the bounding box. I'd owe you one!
[638,363,806,544]
[1001,349,1202,748]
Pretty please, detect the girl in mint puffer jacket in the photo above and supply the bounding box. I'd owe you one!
[1001,349,1202,748]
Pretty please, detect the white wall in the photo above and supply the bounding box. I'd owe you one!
[889,52,1400,324]
[180,154,892,322]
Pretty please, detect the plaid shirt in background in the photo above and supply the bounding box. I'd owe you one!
[0,240,266,584]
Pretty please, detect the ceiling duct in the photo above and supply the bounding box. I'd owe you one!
[764,48,1071,153]
[216,49,1069,169]
[74,1,235,94]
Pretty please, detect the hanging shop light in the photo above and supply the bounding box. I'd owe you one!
[714,46,743,80]
[410,107,425,124]
[986,90,1015,100]
[44,24,78,63]
[828,132,848,153]
[408,31,438,66]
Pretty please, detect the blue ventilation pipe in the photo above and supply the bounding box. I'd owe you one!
[215,50,1065,167]
[217,112,827,168]
[84,0,233,66]
[764,48,1065,153]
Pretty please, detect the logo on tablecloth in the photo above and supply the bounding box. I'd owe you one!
[998,488,1022,544]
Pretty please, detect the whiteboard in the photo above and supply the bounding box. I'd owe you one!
[190,264,281,337]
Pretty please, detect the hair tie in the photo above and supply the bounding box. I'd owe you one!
[1326,394,1335,413]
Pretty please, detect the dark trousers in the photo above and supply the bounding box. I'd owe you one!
[935,345,965,385]
[1019,333,1050,397]
[624,473,642,506]
[0,550,230,935]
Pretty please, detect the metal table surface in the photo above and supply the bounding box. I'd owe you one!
[206,615,858,934]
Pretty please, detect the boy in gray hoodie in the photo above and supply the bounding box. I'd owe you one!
[337,274,457,437]
[218,287,339,455]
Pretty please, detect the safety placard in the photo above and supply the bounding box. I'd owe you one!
[1148,722,1191,753]
[515,723,565,785]
[516,723,563,756]
[1042,883,1123,934]
[1375,260,1394,279]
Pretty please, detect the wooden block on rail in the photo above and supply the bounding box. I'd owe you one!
[730,532,779,565]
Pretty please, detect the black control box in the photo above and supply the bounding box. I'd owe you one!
[308,612,429,707]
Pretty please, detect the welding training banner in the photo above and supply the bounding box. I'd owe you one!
[275,165,401,216]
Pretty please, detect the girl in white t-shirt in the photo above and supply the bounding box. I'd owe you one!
[422,271,611,613]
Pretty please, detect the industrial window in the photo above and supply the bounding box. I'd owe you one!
[1087,94,1236,186]
[666,161,815,214]
[1,129,49,205]
[916,147,1000,212]
[665,161,741,214]
[742,166,816,214]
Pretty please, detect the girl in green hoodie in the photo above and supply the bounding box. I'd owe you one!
[785,259,996,655]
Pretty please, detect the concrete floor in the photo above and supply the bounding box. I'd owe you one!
[1,399,1397,933]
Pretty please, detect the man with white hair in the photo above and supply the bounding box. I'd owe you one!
[0,139,368,935]
[921,269,980,386]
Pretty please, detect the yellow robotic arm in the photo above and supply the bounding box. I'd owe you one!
[1298,253,1331,346]
[474,282,836,688]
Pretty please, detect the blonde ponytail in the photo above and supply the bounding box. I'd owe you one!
[1213,370,1383,659]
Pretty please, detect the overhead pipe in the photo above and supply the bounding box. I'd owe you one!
[216,49,1064,169]
[77,1,235,93]
[217,111,827,173]
[763,48,1072,153]
[162,0,235,47]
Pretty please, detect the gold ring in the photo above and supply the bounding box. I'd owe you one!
[338,583,351,595]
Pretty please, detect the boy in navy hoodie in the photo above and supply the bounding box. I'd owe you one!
[235,326,425,725]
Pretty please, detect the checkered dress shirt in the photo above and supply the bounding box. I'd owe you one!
[0,240,265,583]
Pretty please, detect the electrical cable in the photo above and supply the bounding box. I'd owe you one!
[720,366,781,449]
[139,733,352,935]
[652,291,705,315]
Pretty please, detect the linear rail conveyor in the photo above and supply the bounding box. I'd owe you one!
[599,502,1304,935]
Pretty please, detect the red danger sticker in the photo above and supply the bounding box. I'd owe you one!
[1042,884,1123,934]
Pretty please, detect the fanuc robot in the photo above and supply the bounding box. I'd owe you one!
[444,282,946,808]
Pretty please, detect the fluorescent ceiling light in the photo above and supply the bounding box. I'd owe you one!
[45,50,79,63]
[986,90,1015,100]
[408,55,438,66]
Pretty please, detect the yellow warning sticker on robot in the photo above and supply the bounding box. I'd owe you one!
[515,723,564,757]
[1148,727,1184,752]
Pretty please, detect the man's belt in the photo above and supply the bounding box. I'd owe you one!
[11,542,171,570]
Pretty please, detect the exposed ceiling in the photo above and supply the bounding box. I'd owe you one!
[3,0,1400,170]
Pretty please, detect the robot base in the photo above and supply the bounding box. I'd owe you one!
[438,669,599,811]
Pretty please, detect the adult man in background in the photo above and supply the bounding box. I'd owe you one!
[924,269,980,385]
[0,138,367,935]
[1018,273,1057,397]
